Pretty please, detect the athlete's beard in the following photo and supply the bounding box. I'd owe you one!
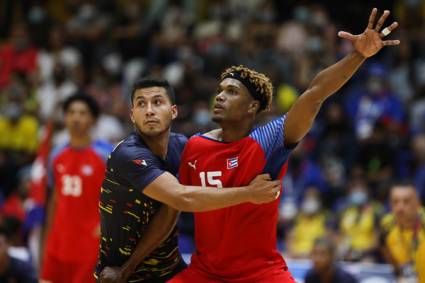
[211,115,223,124]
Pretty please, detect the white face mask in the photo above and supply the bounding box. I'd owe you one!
[349,191,368,206]
[301,198,320,214]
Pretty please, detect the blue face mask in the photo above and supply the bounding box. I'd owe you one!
[349,191,368,206]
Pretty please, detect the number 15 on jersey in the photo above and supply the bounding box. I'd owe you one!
[199,171,223,188]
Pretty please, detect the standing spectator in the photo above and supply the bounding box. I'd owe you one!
[380,182,425,283]
[305,237,358,283]
[40,94,113,283]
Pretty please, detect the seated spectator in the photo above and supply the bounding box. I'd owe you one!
[287,187,333,258]
[0,102,38,154]
[305,237,358,283]
[338,177,383,262]
[380,182,425,283]
[0,226,37,282]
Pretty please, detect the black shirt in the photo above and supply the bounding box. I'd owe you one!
[305,266,358,283]
[0,256,37,283]
[95,132,187,282]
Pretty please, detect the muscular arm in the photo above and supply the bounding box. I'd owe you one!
[143,172,280,212]
[284,8,400,145]
[284,51,365,145]
[110,205,180,282]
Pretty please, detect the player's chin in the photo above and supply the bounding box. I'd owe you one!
[143,126,169,137]
[211,114,224,123]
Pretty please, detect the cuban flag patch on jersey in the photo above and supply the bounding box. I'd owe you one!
[227,157,239,169]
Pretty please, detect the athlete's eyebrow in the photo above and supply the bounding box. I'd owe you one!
[219,82,241,90]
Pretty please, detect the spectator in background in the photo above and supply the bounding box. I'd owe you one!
[0,226,37,283]
[412,135,425,204]
[287,187,333,258]
[345,63,404,141]
[355,120,395,193]
[380,182,425,283]
[40,94,113,283]
[338,177,382,262]
[286,141,326,202]
[0,22,38,89]
[305,237,358,283]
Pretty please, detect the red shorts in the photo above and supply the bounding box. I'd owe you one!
[40,253,97,283]
[167,265,296,283]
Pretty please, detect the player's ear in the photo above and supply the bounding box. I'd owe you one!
[130,109,135,124]
[171,105,178,120]
[248,100,260,114]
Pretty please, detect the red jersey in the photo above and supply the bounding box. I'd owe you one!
[179,116,293,282]
[45,140,112,261]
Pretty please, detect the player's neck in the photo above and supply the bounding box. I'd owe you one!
[69,135,92,148]
[220,122,253,142]
[141,131,169,160]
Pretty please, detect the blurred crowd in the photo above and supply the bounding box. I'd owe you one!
[0,0,425,281]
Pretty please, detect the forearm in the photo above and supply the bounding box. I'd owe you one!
[306,51,365,102]
[285,51,365,144]
[175,185,252,212]
[120,205,180,279]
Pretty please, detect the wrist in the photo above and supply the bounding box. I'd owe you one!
[352,50,367,60]
[244,185,254,202]
[121,261,136,278]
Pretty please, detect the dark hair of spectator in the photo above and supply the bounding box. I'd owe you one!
[131,77,175,105]
[314,237,336,256]
[62,93,100,119]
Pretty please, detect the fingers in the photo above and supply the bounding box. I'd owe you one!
[380,21,399,38]
[256,174,271,181]
[338,31,356,41]
[383,40,400,46]
[375,10,390,31]
[367,8,378,29]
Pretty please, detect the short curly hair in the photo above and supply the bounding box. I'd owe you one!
[220,65,273,113]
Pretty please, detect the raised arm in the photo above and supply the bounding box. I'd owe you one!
[284,8,400,145]
[143,172,281,212]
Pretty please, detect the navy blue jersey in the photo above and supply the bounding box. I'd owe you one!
[95,132,187,282]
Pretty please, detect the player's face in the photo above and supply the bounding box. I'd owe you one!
[311,244,332,272]
[130,87,177,137]
[390,186,419,223]
[64,101,95,137]
[212,78,258,125]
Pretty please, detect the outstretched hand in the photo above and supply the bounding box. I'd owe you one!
[338,8,400,58]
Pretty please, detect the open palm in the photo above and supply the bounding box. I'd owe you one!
[338,8,400,58]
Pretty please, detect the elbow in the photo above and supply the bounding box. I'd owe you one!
[168,187,198,212]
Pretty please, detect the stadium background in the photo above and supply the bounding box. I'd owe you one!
[0,0,424,282]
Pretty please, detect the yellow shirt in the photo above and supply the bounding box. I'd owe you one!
[291,212,327,256]
[0,115,38,152]
[381,210,425,283]
[340,205,378,251]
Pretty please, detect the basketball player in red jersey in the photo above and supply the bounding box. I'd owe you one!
[40,94,113,283]
[168,8,400,283]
